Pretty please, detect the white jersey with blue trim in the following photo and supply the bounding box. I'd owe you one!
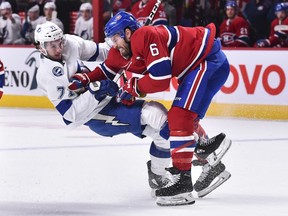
[36,34,111,126]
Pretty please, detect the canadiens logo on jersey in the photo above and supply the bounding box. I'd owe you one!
[221,32,236,44]
[116,14,122,20]
[52,66,64,77]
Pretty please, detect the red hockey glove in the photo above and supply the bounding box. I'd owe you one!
[68,73,90,93]
[118,77,146,106]
[118,88,136,106]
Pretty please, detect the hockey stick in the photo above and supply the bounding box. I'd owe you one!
[144,0,162,26]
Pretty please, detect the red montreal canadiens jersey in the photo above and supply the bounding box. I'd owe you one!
[92,24,216,94]
[219,16,250,47]
[268,17,288,47]
[131,0,167,26]
[128,24,216,93]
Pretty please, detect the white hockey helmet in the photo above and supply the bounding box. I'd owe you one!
[34,21,64,56]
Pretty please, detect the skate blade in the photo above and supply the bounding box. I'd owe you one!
[156,192,195,206]
[197,170,231,198]
[206,138,232,166]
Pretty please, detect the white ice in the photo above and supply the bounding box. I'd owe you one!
[0,108,288,216]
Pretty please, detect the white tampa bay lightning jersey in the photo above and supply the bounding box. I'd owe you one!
[36,34,111,126]
[74,17,93,40]
[0,13,24,44]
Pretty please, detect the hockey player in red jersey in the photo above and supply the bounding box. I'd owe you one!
[219,1,250,47]
[0,59,4,99]
[68,11,232,206]
[107,11,232,206]
[255,2,288,48]
[131,0,168,26]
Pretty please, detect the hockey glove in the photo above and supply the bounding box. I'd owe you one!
[255,39,270,47]
[0,60,4,99]
[118,88,136,106]
[118,77,146,106]
[88,79,119,101]
[68,73,90,93]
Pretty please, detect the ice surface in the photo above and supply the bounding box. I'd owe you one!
[0,108,288,216]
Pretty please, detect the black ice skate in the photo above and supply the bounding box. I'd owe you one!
[193,160,231,198]
[195,133,232,166]
[147,160,170,190]
[155,167,195,206]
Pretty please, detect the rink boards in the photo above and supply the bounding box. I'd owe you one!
[0,46,287,120]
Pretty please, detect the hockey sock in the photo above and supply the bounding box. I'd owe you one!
[168,107,199,171]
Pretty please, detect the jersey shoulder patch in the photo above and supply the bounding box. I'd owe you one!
[52,66,64,77]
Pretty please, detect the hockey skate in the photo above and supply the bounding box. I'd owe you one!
[195,133,232,166]
[155,167,195,206]
[193,159,231,198]
[147,160,171,197]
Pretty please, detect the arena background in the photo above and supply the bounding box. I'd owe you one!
[1,0,287,120]
[0,46,287,120]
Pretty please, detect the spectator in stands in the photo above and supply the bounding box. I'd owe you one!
[74,2,93,40]
[103,0,112,25]
[39,1,64,31]
[0,1,25,44]
[218,0,250,47]
[21,3,44,44]
[131,0,168,26]
[162,0,177,26]
[0,0,18,13]
[243,0,272,46]
[255,2,288,48]
[112,0,132,15]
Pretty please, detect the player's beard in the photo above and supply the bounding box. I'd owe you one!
[119,41,132,59]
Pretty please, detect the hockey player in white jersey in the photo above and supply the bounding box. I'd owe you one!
[35,21,171,192]
[74,2,94,40]
[34,22,231,206]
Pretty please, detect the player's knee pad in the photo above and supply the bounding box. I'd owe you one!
[141,101,167,130]
[143,125,170,149]
[168,106,198,136]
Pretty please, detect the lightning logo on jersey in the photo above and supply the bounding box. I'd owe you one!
[92,114,128,126]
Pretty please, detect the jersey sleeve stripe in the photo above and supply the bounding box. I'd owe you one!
[164,26,179,54]
[55,99,73,116]
[147,57,170,70]
[149,73,171,80]
[87,43,99,61]
[100,63,117,80]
